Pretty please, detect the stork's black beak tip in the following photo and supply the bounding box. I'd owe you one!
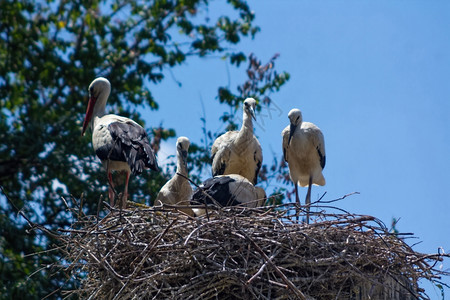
[288,123,297,144]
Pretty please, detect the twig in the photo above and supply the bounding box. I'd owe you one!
[247,249,280,285]
[177,172,219,220]
[0,186,60,239]
[233,219,308,300]
[311,191,360,205]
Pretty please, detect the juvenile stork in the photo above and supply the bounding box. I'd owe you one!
[211,98,263,185]
[81,77,159,208]
[155,136,194,216]
[191,174,266,216]
[282,108,326,223]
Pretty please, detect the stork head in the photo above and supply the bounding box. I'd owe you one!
[243,98,257,121]
[287,108,302,144]
[82,77,111,136]
[176,136,190,164]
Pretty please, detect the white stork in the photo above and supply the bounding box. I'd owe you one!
[282,108,326,223]
[211,98,263,185]
[191,174,266,216]
[81,77,159,208]
[155,136,194,216]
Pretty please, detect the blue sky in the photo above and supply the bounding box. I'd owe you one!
[143,1,450,296]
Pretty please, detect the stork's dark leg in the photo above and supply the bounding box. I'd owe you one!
[305,176,313,224]
[295,183,300,223]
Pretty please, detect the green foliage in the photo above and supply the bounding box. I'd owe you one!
[390,217,400,235]
[218,54,290,108]
[435,283,445,300]
[0,0,269,297]
[266,187,287,206]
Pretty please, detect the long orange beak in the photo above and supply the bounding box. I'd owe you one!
[81,96,96,136]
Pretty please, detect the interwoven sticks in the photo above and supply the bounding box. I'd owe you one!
[61,205,448,299]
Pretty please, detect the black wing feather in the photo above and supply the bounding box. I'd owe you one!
[98,121,159,175]
[211,151,227,177]
[317,146,326,169]
[191,176,240,207]
[253,151,261,185]
[213,162,226,177]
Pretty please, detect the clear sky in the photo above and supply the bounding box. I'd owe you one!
[143,1,450,296]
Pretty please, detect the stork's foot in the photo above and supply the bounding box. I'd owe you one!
[294,184,300,223]
[305,180,312,225]
[113,192,127,209]
[304,201,311,225]
[120,193,128,209]
[108,187,116,207]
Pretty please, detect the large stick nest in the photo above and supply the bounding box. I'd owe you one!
[60,201,448,299]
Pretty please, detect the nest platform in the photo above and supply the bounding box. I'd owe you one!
[60,203,448,299]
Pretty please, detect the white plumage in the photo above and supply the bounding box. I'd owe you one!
[191,174,266,216]
[282,108,326,223]
[211,98,263,185]
[155,136,194,216]
[82,77,158,208]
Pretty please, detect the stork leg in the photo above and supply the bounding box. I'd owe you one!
[107,171,116,207]
[121,171,130,209]
[305,176,313,224]
[295,183,300,223]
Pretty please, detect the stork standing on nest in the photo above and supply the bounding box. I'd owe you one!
[282,108,326,223]
[191,174,266,216]
[82,77,159,208]
[155,136,194,216]
[211,98,263,185]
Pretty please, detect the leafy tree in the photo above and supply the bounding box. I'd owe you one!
[0,0,289,298]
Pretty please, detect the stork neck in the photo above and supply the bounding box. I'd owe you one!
[93,95,108,119]
[176,153,188,177]
[238,111,254,139]
[90,93,109,129]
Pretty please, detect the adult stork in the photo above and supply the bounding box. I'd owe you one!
[81,77,159,208]
[211,98,263,185]
[282,108,326,223]
[155,136,194,216]
[191,174,266,216]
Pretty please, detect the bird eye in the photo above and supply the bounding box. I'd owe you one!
[296,116,300,122]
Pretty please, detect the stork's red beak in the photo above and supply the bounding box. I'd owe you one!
[81,96,96,136]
